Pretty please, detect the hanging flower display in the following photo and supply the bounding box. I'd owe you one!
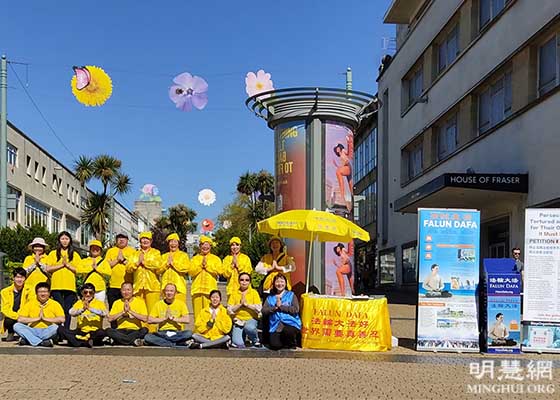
[169,72,208,111]
[198,188,216,206]
[245,69,274,98]
[71,65,113,106]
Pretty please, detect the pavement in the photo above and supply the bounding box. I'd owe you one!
[1,289,559,399]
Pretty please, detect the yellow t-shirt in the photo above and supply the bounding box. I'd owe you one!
[222,253,253,296]
[22,254,49,299]
[194,305,232,340]
[17,298,64,329]
[149,299,189,331]
[190,253,223,295]
[227,287,261,321]
[45,249,82,292]
[129,248,162,293]
[77,256,111,292]
[105,246,136,289]
[71,299,106,333]
[160,250,190,294]
[109,297,148,330]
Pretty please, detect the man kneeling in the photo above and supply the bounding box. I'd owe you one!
[14,282,64,347]
[106,282,148,346]
[143,283,191,347]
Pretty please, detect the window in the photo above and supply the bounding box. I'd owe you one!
[407,68,423,106]
[52,210,62,233]
[480,0,510,30]
[438,26,459,73]
[34,161,39,181]
[478,71,512,134]
[52,174,58,192]
[24,197,49,228]
[7,143,17,167]
[379,249,396,285]
[402,242,418,284]
[58,178,63,196]
[67,184,70,201]
[41,166,46,185]
[407,144,423,179]
[353,127,377,182]
[26,156,31,176]
[357,183,376,227]
[437,115,458,160]
[66,216,80,238]
[538,34,559,96]
[7,186,20,222]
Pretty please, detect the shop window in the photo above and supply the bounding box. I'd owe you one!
[379,249,396,285]
[402,242,418,284]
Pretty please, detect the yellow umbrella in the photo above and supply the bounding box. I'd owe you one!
[257,209,370,292]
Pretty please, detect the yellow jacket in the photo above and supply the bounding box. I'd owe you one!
[129,247,161,293]
[227,287,261,321]
[45,249,82,292]
[77,256,111,292]
[105,246,136,289]
[190,254,223,296]
[70,299,106,333]
[194,304,232,340]
[222,253,253,296]
[17,298,64,329]
[257,253,295,292]
[160,250,190,294]
[1,284,28,321]
[22,254,49,300]
[149,299,189,331]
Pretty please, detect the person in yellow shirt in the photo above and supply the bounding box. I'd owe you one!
[227,272,262,348]
[77,240,111,303]
[255,237,296,295]
[106,282,148,346]
[143,283,192,347]
[45,231,82,327]
[57,283,107,347]
[14,282,65,347]
[1,268,28,342]
[190,236,223,320]
[222,237,253,299]
[22,237,49,302]
[160,233,190,305]
[129,231,161,332]
[190,289,232,349]
[105,233,135,309]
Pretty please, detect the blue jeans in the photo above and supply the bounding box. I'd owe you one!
[192,333,230,349]
[231,318,258,347]
[144,330,192,347]
[13,323,59,346]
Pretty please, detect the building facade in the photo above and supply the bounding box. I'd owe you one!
[377,0,560,287]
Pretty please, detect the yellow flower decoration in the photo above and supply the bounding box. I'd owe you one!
[71,65,113,107]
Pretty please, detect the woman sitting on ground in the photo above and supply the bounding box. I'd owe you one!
[261,273,301,350]
[227,272,262,348]
[190,290,232,349]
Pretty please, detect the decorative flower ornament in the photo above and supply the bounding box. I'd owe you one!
[198,188,216,206]
[71,65,113,106]
[222,220,232,229]
[169,72,208,111]
[245,69,274,98]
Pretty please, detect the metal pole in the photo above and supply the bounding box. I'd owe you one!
[0,55,7,228]
[345,67,352,91]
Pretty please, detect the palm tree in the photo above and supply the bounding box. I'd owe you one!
[74,154,132,240]
[236,170,275,241]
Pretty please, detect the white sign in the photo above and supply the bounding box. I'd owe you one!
[523,209,560,322]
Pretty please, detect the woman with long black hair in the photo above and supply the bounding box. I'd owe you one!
[46,231,81,327]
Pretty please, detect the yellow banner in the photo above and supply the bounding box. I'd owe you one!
[301,294,392,352]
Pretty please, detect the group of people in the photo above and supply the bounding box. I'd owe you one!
[0,231,302,350]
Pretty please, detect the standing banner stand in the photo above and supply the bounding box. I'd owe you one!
[522,209,560,353]
[482,258,521,354]
[415,208,480,352]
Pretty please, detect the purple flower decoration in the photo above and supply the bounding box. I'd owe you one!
[169,72,208,111]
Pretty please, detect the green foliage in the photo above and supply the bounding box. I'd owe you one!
[151,204,198,252]
[0,225,58,263]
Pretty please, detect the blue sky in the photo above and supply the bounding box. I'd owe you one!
[2,0,393,225]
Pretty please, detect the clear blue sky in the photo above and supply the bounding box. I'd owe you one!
[2,0,394,225]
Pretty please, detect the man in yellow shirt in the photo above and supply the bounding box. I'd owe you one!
[1,268,28,342]
[58,283,107,347]
[191,289,232,349]
[105,233,135,309]
[160,233,190,305]
[190,236,223,320]
[14,282,65,347]
[143,283,192,347]
[77,240,111,303]
[106,282,148,346]
[222,237,253,298]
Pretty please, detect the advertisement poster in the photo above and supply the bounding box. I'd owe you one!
[274,121,307,288]
[483,259,521,354]
[523,208,560,322]
[416,208,480,352]
[324,121,354,296]
[522,324,560,353]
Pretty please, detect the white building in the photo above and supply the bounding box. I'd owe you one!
[377,0,560,287]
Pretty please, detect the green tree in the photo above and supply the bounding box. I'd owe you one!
[150,204,198,252]
[236,170,275,238]
[74,155,132,240]
[0,224,58,263]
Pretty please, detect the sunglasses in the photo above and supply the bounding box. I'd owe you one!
[82,290,95,294]
[513,252,521,255]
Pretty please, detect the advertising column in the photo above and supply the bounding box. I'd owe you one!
[324,121,354,296]
[416,208,480,352]
[275,121,307,288]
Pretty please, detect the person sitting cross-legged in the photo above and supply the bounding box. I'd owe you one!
[106,282,148,346]
[227,272,262,348]
[142,283,192,347]
[1,268,28,342]
[57,283,107,347]
[190,289,232,349]
[14,282,64,347]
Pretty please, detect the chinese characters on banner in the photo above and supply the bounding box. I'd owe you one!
[416,208,480,352]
